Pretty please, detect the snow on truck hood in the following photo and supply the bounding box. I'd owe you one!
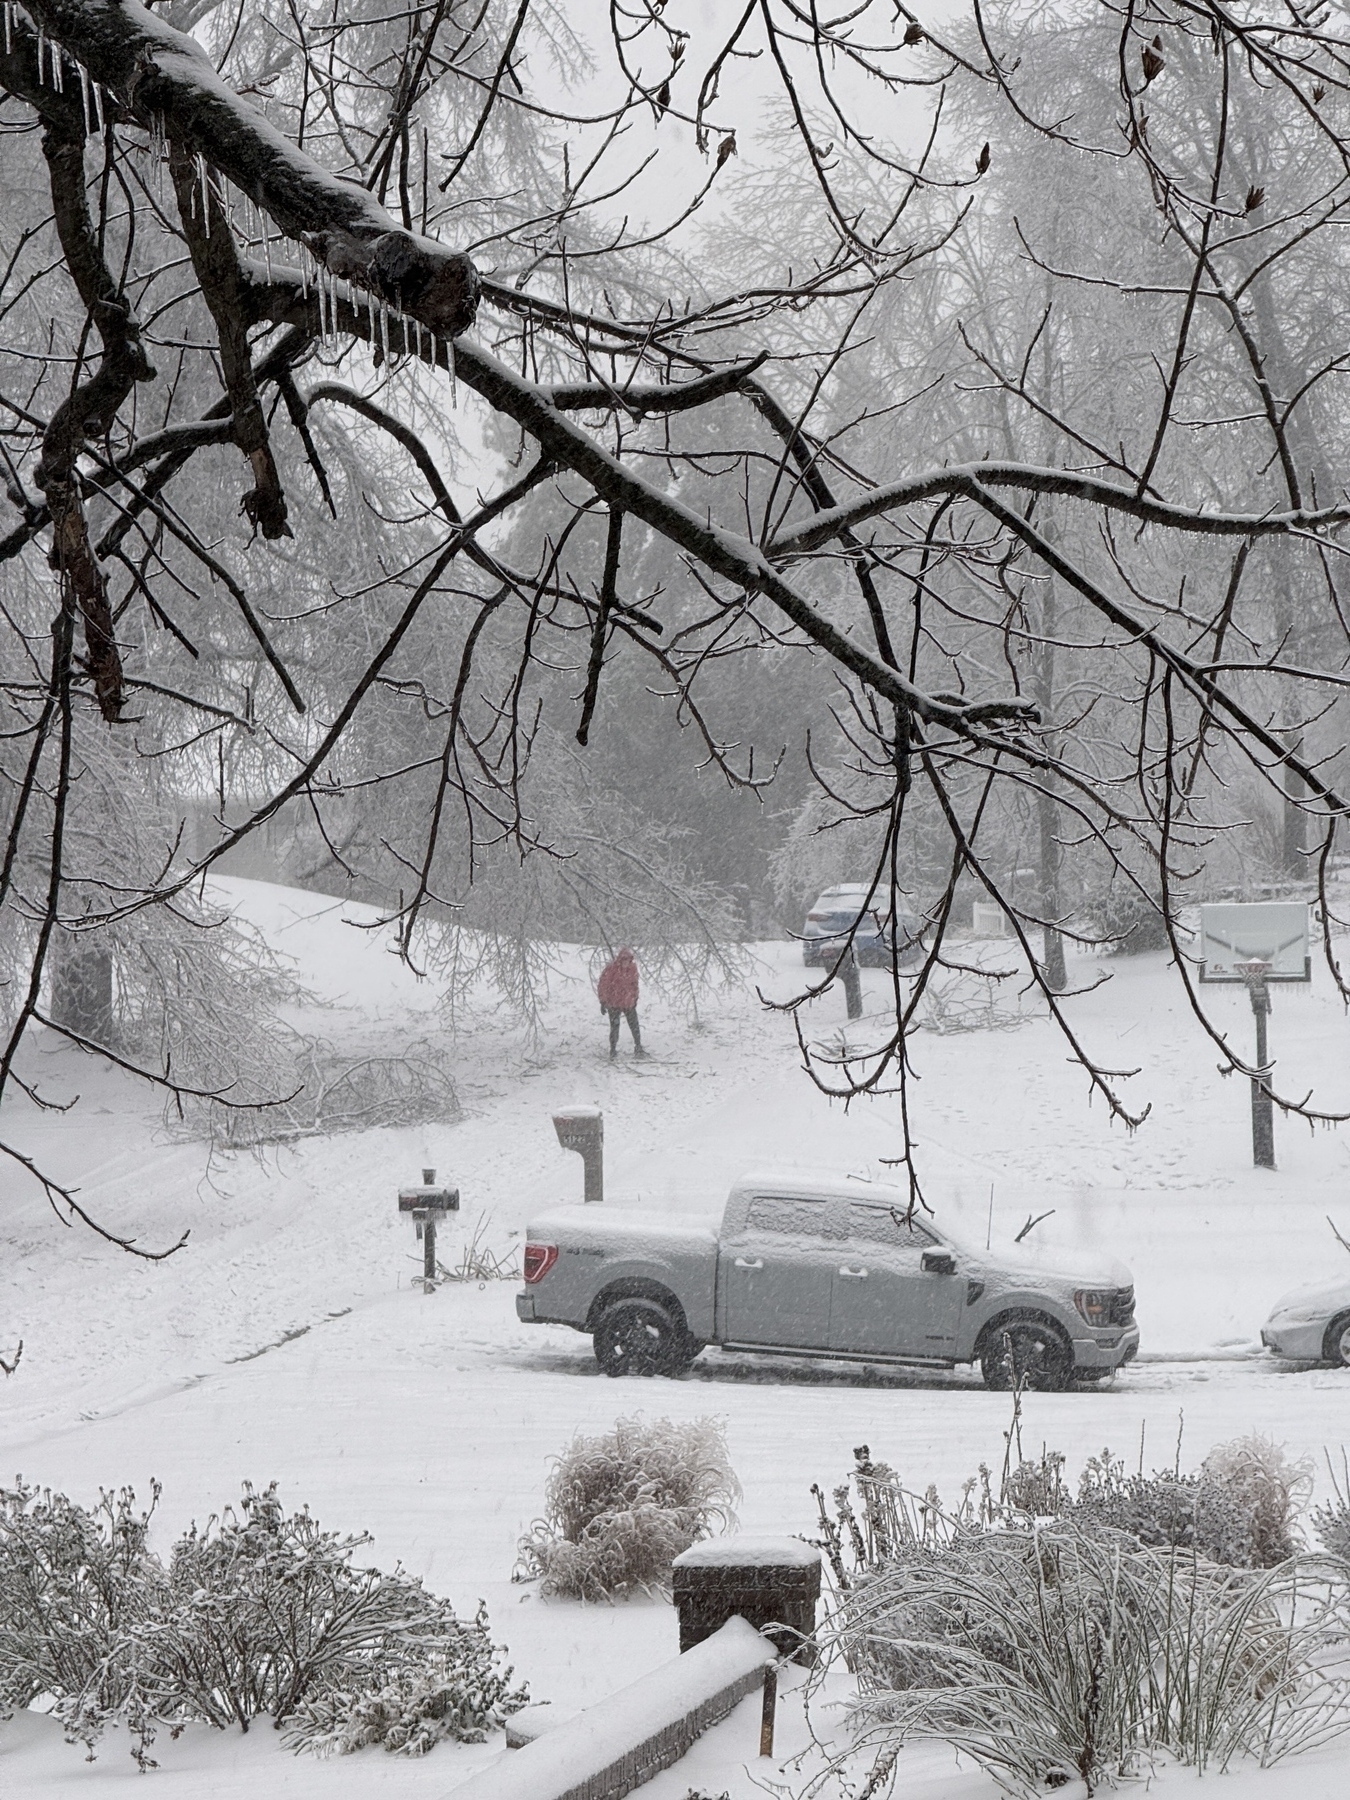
[966,1239,1134,1291]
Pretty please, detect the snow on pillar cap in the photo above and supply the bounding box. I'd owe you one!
[672,1538,821,1569]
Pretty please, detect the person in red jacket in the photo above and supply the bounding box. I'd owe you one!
[597,947,645,1059]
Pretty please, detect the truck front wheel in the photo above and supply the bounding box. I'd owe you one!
[979,1318,1073,1393]
[593,1299,697,1377]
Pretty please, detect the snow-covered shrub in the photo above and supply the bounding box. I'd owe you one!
[1074,1437,1309,1569]
[1080,882,1173,954]
[0,1479,168,1762]
[516,1416,739,1600]
[1199,1436,1311,1566]
[814,1437,1310,1593]
[0,1480,523,1764]
[161,1482,523,1742]
[280,1618,524,1757]
[820,1525,1350,1798]
[1312,1453,1350,1561]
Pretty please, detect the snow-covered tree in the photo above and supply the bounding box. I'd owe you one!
[6,0,1350,1229]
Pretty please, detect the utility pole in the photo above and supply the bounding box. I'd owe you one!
[1237,961,1276,1169]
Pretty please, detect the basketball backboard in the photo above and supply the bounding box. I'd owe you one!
[1198,901,1310,983]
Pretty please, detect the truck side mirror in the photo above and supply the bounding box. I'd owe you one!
[921,1249,956,1276]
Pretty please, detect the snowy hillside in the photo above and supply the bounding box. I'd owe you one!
[3,877,1350,1797]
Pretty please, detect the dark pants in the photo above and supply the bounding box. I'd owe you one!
[606,1006,642,1055]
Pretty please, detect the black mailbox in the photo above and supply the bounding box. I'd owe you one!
[398,1168,458,1293]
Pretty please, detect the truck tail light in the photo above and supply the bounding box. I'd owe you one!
[523,1243,558,1285]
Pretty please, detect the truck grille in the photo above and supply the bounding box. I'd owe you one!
[1110,1287,1135,1327]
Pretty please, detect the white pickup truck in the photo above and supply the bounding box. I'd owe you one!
[516,1169,1139,1391]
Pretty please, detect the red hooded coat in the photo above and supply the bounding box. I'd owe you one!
[597,949,639,1011]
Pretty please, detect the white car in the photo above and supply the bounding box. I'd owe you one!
[1261,1276,1350,1366]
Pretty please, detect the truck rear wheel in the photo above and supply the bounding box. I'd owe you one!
[979,1318,1073,1393]
[593,1299,697,1377]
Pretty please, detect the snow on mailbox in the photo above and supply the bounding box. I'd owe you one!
[398,1167,459,1293]
[553,1106,603,1204]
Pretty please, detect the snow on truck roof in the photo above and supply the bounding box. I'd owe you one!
[729,1167,910,1205]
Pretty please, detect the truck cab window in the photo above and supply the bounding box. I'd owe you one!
[846,1204,935,1248]
[746,1196,827,1235]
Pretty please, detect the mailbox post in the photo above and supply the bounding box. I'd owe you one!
[398,1167,459,1292]
[553,1107,603,1204]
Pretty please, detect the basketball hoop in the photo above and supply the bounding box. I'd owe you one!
[1235,958,1271,982]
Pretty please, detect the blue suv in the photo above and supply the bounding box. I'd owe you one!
[801,884,926,968]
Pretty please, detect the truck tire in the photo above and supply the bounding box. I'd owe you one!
[979,1317,1073,1393]
[1323,1312,1350,1368]
[593,1299,696,1378]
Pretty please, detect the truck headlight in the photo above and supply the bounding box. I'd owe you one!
[1075,1289,1112,1326]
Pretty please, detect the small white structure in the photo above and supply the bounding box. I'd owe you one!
[971,901,1008,938]
[1198,901,1310,984]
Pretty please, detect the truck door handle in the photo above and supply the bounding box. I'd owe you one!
[838,1266,869,1279]
[733,1257,763,1270]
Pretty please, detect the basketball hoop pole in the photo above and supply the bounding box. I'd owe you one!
[1236,960,1275,1169]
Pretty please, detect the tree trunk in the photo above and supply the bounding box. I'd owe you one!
[1036,570,1067,993]
[49,931,114,1045]
[1282,730,1307,881]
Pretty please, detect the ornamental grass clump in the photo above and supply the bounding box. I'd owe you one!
[821,1524,1350,1798]
[807,1434,1350,1798]
[516,1415,739,1600]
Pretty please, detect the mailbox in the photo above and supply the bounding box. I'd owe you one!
[398,1167,458,1292]
[553,1108,603,1204]
[398,1167,459,1216]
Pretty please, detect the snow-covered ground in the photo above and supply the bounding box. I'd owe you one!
[4,877,1350,1796]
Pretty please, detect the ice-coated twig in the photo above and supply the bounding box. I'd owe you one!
[91,79,104,133]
